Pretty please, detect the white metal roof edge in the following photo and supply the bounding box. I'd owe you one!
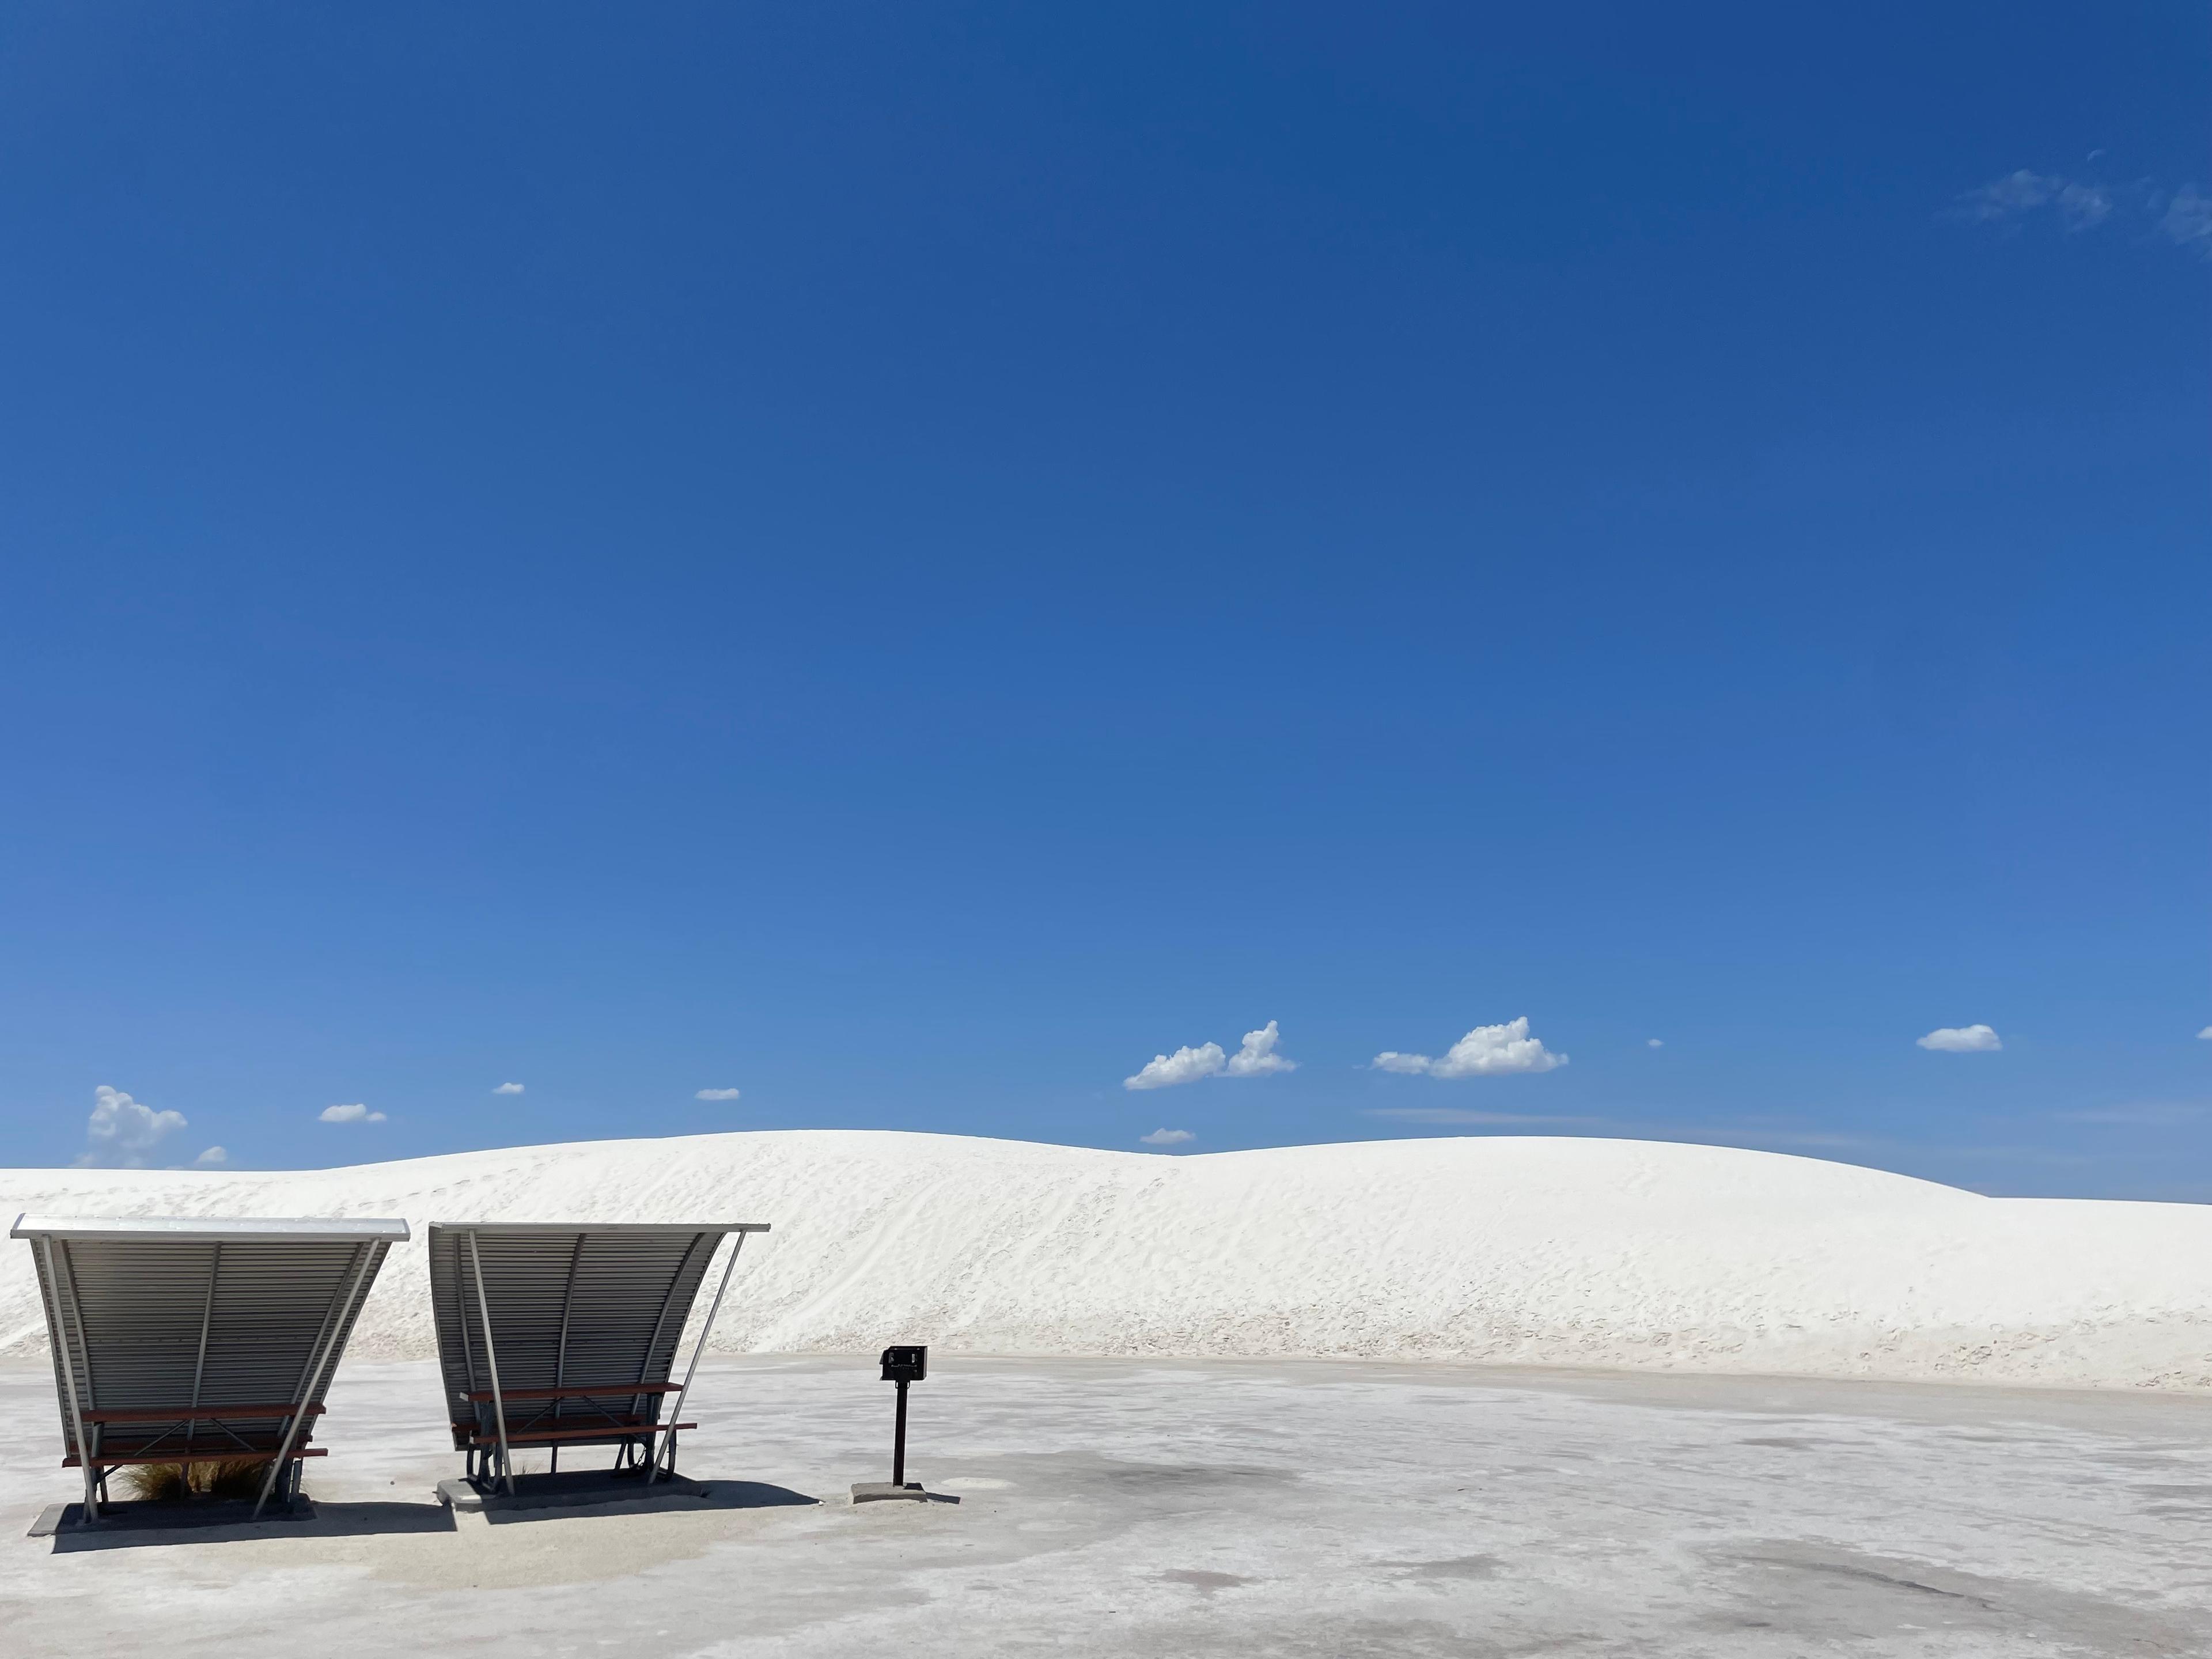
[425,1220,770,1234]
[10,1214,411,1242]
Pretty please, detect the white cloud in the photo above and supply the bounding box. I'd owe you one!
[1223,1020,1296,1078]
[1431,1018,1569,1076]
[695,1087,743,1101]
[1647,1039,1665,1049]
[2162,186,2212,256]
[1957,168,2057,220]
[1124,1042,1225,1090]
[78,1085,188,1168]
[1125,1020,1299,1089]
[2055,179,2112,228]
[1371,1051,1433,1074]
[2198,1026,2212,1041]
[493,1082,525,1095]
[1370,1017,1567,1078]
[1140,1128,1195,1145]
[194,1146,228,1166]
[319,1103,387,1123]
[1956,169,2108,230]
[1917,1024,2002,1053]
[1955,169,2210,256]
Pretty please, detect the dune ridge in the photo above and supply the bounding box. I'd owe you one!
[4,1130,2207,1390]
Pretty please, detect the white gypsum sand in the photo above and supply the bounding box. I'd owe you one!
[1,1131,2206,1389]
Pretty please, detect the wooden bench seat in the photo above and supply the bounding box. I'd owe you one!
[83,1403,324,1424]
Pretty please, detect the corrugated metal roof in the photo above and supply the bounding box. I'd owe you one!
[16,1215,406,1503]
[13,1215,410,1243]
[427,1221,768,1235]
[426,1222,767,1458]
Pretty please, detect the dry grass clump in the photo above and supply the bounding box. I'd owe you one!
[119,1457,275,1502]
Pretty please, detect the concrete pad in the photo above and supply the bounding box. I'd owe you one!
[3,1354,2209,1656]
[850,1481,933,1503]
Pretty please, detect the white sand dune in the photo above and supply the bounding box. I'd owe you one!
[3,1131,2207,1389]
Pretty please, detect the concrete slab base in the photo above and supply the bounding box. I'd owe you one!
[28,1498,316,1537]
[436,1471,714,1514]
[7,1356,2208,1657]
[850,1482,930,1503]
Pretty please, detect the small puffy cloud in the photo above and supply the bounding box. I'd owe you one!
[695,1087,743,1101]
[1917,1024,2001,1053]
[1124,1020,1299,1089]
[1140,1128,1194,1146]
[1371,1017,1567,1078]
[1430,1018,1569,1077]
[78,1085,188,1168]
[194,1146,228,1166]
[493,1082,525,1095]
[1371,1051,1433,1074]
[1647,1039,1665,1048]
[1124,1041,1226,1090]
[1224,1020,1296,1077]
[319,1103,388,1123]
[2198,1026,2212,1041]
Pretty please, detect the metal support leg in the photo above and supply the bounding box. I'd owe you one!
[186,1242,219,1464]
[40,1240,99,1524]
[255,1241,378,1520]
[467,1230,516,1495]
[650,1232,748,1483]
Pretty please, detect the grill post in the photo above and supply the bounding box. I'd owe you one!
[892,1377,909,1486]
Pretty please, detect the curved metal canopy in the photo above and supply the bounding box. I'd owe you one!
[11,1211,409,1523]
[426,1220,768,1491]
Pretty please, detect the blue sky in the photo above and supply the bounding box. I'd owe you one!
[1,3,2205,1196]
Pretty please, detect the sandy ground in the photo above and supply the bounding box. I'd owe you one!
[2,1354,2207,1657]
[9,1132,2212,1388]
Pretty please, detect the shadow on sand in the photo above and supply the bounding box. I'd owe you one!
[40,1499,457,1551]
[464,1471,819,1524]
[32,1474,821,1545]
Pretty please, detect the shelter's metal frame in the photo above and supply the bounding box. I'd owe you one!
[9,1214,409,1524]
[426,1221,769,1493]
